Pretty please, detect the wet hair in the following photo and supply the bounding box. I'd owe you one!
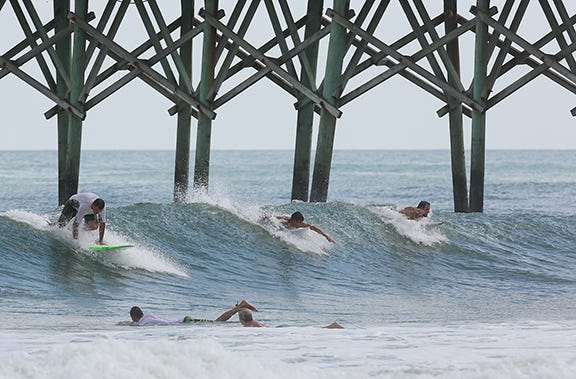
[93,198,105,210]
[290,211,304,222]
[130,306,143,321]
[238,309,254,323]
[417,201,430,209]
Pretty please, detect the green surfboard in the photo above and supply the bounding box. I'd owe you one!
[88,244,134,252]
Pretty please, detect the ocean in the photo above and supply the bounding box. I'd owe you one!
[1,150,575,379]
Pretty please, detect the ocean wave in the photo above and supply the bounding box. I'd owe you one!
[2,198,576,324]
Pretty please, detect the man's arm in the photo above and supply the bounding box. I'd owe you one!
[98,222,106,245]
[72,221,79,239]
[310,225,335,243]
[215,300,258,322]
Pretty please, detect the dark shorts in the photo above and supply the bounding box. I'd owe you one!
[83,214,97,223]
[58,200,99,226]
[57,200,78,226]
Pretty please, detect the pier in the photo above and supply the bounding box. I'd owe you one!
[1,1,576,212]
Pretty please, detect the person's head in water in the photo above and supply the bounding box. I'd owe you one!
[130,306,144,322]
[290,211,304,222]
[237,308,263,327]
[238,309,254,325]
[416,201,431,216]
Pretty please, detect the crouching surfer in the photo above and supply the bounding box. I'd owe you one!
[55,192,106,245]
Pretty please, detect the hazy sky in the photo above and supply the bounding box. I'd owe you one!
[1,1,576,150]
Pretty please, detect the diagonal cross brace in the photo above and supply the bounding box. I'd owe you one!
[487,39,576,110]
[0,20,75,81]
[84,19,204,114]
[67,12,215,119]
[0,55,84,119]
[200,8,342,118]
[341,13,477,108]
[327,8,483,113]
[46,17,202,120]
[472,6,576,87]
[213,21,331,111]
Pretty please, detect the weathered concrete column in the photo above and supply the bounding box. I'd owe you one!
[173,0,194,202]
[444,0,469,212]
[310,0,347,202]
[470,0,489,212]
[291,0,324,202]
[193,0,217,192]
[54,0,71,205]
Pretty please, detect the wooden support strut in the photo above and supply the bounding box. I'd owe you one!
[207,0,260,102]
[213,22,331,111]
[310,0,348,203]
[341,13,477,111]
[471,6,576,88]
[199,7,342,119]
[173,0,194,203]
[449,11,576,112]
[66,11,216,119]
[193,0,218,192]
[444,0,469,213]
[20,0,72,88]
[45,16,193,120]
[300,13,471,117]
[469,7,576,112]
[79,0,131,101]
[81,20,205,116]
[326,8,485,114]
[469,0,490,213]
[0,55,84,119]
[291,0,323,202]
[167,14,313,116]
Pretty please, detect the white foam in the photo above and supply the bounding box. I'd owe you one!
[90,243,188,277]
[1,209,53,230]
[2,321,576,379]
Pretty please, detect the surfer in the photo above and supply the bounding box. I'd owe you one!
[131,300,344,329]
[238,308,344,329]
[55,192,107,244]
[238,308,265,327]
[130,299,258,325]
[399,200,430,220]
[276,211,335,243]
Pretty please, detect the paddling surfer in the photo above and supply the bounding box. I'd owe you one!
[276,211,335,243]
[399,200,431,220]
[131,300,344,329]
[238,308,265,327]
[130,300,258,325]
[238,308,343,329]
[55,192,106,244]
